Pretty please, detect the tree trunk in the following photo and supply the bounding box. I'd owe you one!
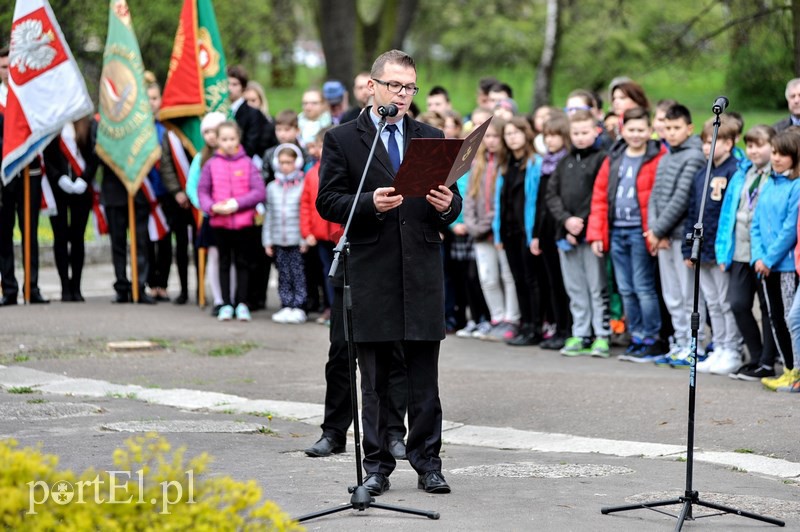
[793,0,800,76]
[270,0,298,88]
[533,0,561,110]
[317,0,357,88]
[355,0,420,73]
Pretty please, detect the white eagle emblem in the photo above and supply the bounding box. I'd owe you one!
[10,19,57,74]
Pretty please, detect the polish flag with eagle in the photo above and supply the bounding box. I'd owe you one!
[1,0,93,184]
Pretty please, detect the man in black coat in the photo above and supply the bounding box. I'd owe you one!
[317,49,461,496]
[773,78,800,132]
[227,65,270,158]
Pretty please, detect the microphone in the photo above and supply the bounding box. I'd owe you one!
[377,104,399,117]
[712,96,729,115]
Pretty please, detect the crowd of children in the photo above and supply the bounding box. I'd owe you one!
[4,54,800,395]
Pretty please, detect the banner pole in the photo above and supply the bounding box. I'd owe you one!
[23,166,31,304]
[195,209,205,307]
[128,194,139,303]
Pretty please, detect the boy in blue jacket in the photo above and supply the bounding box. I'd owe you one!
[682,116,743,375]
[715,125,777,380]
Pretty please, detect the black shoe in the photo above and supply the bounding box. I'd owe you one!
[506,332,542,346]
[304,436,346,457]
[154,294,170,302]
[0,295,18,307]
[388,439,407,460]
[29,292,49,304]
[210,304,223,317]
[138,294,157,305]
[363,473,390,496]
[540,335,566,350]
[728,361,759,380]
[737,364,776,382]
[62,289,74,302]
[174,293,188,305]
[112,292,131,304]
[72,290,85,302]
[418,471,450,494]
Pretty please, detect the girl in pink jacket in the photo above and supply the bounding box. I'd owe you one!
[198,121,266,322]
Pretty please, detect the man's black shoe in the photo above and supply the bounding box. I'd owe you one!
[0,296,18,307]
[304,436,345,457]
[363,473,390,496]
[174,293,188,305]
[388,439,406,460]
[137,293,157,305]
[417,471,450,494]
[29,292,49,304]
[62,290,74,302]
[506,332,542,346]
[540,335,566,350]
[72,290,85,302]
[112,292,131,304]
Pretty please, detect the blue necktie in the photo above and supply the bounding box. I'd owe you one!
[386,124,401,172]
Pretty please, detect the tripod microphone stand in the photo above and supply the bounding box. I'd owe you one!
[601,97,784,530]
[294,106,439,522]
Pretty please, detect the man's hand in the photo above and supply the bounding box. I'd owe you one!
[530,238,541,256]
[176,191,190,209]
[564,216,584,236]
[374,186,403,213]
[426,184,453,213]
[566,234,578,246]
[590,241,604,257]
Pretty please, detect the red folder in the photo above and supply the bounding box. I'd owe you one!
[391,118,492,197]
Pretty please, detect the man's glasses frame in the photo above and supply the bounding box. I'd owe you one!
[372,78,419,96]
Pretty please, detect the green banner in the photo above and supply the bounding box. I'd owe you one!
[96,0,161,196]
[198,0,229,116]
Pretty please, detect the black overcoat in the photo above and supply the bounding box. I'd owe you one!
[317,109,461,343]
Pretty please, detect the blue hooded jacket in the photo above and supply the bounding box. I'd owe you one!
[751,172,800,272]
[492,155,542,246]
[714,158,752,269]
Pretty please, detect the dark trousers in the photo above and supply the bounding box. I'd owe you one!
[147,235,172,289]
[50,186,92,297]
[321,287,407,444]
[760,272,797,369]
[317,240,335,306]
[450,258,490,324]
[0,175,43,298]
[163,196,196,298]
[728,261,776,366]
[538,235,571,337]
[106,202,149,296]
[303,242,326,312]
[248,244,271,310]
[214,225,259,307]
[357,339,441,477]
[503,230,541,329]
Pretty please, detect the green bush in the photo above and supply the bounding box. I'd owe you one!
[0,433,303,531]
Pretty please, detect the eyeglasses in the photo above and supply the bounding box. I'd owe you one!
[372,78,419,96]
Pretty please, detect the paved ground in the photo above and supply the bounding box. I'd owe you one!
[0,259,798,530]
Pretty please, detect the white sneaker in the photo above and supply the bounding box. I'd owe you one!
[272,307,292,323]
[235,303,251,322]
[284,308,306,324]
[710,348,742,375]
[696,349,719,373]
[456,320,477,338]
[217,305,234,322]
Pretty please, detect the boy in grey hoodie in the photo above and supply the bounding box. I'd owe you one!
[645,104,707,362]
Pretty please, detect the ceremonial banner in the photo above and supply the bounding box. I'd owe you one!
[1,0,93,184]
[159,0,229,154]
[95,0,161,196]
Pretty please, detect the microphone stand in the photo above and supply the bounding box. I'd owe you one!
[601,99,784,530]
[294,109,439,522]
